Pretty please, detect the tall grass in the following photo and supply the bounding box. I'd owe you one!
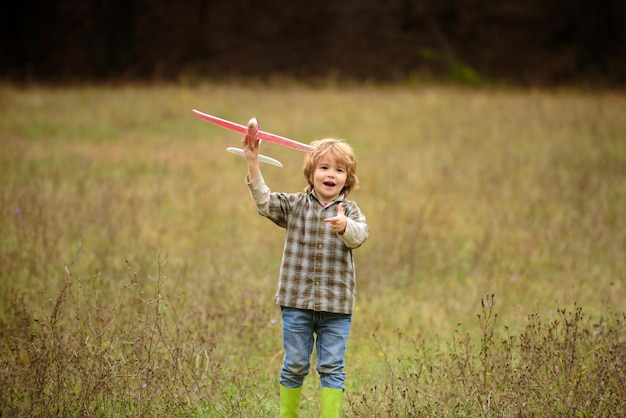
[1,83,625,416]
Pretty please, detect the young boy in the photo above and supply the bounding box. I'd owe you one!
[243,134,369,418]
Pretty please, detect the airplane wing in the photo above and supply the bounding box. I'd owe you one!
[192,109,316,152]
[192,110,248,135]
[257,129,317,152]
[226,147,283,167]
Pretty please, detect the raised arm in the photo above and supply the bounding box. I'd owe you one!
[243,132,261,182]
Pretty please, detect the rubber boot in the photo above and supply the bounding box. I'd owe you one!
[280,384,302,418]
[320,387,343,418]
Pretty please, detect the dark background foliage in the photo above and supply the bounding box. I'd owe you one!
[1,0,625,86]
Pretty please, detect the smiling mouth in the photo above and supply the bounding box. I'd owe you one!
[324,181,336,187]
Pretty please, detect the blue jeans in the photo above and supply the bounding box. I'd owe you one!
[279,306,352,390]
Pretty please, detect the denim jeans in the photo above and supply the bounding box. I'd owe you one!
[279,306,352,390]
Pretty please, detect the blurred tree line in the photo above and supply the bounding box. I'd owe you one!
[1,0,624,86]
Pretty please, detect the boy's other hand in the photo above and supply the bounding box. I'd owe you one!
[324,203,347,235]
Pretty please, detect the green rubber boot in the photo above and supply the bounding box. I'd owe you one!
[320,387,343,418]
[280,384,302,418]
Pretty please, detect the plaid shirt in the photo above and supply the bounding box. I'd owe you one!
[247,174,369,314]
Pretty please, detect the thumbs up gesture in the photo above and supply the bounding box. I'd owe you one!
[324,203,347,235]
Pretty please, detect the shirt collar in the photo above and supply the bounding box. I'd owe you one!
[309,189,345,206]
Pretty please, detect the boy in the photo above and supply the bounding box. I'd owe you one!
[243,134,369,418]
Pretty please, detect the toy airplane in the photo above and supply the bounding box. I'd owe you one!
[192,109,316,167]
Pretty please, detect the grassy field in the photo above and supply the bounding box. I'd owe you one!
[1,82,625,416]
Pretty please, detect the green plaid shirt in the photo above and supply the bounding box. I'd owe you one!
[247,174,369,314]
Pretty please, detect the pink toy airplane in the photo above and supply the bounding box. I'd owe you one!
[192,109,316,167]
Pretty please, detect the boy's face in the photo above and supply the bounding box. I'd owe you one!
[312,156,347,203]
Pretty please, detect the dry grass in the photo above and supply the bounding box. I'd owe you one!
[0,82,625,416]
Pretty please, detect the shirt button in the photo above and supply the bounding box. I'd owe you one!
[318,244,323,248]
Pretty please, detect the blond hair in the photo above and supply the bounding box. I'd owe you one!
[303,138,359,196]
